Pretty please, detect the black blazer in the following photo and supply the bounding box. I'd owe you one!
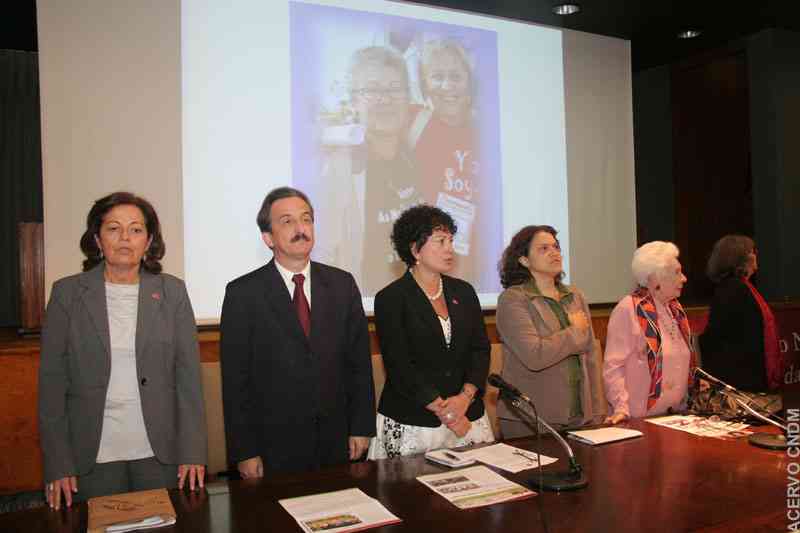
[374,271,490,427]
[219,260,375,473]
[699,276,768,391]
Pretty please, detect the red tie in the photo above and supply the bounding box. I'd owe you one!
[292,273,311,338]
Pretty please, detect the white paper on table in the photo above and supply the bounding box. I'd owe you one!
[567,427,643,445]
[278,488,401,533]
[416,465,535,509]
[646,415,750,438]
[105,515,176,533]
[424,448,478,468]
[461,443,558,473]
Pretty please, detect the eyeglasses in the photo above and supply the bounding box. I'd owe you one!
[427,72,468,88]
[352,87,408,103]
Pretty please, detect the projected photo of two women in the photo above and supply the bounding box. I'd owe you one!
[290,2,503,296]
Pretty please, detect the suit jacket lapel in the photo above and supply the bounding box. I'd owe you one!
[402,271,448,351]
[136,271,162,365]
[264,260,309,347]
[79,264,111,363]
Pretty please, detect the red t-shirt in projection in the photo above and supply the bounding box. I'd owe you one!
[411,106,480,281]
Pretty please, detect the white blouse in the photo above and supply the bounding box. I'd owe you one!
[438,315,452,347]
[95,282,155,463]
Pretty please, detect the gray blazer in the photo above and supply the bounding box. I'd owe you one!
[38,264,207,483]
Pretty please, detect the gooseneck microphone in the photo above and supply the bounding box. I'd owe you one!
[488,373,588,491]
[693,367,738,393]
[488,373,529,403]
[693,367,788,450]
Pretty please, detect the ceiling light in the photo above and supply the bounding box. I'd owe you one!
[677,30,701,39]
[552,4,581,16]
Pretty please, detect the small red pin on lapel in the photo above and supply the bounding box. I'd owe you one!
[151,292,161,300]
[452,297,459,305]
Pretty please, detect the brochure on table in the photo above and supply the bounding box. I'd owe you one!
[646,415,751,438]
[278,487,401,533]
[417,465,536,509]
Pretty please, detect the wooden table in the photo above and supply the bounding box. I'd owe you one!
[0,420,787,532]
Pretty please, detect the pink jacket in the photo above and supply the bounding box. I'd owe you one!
[603,295,691,418]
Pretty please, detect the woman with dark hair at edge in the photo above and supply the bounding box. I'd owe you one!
[699,235,783,403]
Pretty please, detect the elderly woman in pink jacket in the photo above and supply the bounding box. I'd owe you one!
[603,241,697,424]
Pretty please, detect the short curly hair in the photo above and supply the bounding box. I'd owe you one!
[706,234,755,283]
[391,205,457,268]
[79,191,165,274]
[631,241,680,287]
[498,225,563,289]
[348,45,409,96]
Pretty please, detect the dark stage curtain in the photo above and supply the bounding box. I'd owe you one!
[0,50,43,327]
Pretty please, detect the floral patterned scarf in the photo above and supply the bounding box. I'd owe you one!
[631,287,696,410]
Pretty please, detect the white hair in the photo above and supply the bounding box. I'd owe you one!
[348,45,409,94]
[631,241,680,287]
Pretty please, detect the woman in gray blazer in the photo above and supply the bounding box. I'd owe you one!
[495,225,605,437]
[39,192,207,509]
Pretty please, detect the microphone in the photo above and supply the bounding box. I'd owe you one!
[488,373,530,402]
[693,367,788,449]
[693,367,737,392]
[489,373,588,491]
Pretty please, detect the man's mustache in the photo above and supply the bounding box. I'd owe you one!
[291,233,311,243]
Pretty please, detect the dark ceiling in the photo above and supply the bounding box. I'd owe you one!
[417,0,800,71]
[2,1,798,71]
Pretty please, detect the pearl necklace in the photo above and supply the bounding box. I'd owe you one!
[655,299,680,341]
[413,270,443,301]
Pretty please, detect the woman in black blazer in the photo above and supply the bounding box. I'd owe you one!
[699,235,783,393]
[367,205,494,459]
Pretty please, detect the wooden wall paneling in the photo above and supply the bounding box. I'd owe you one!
[18,223,44,332]
[5,304,799,495]
[671,50,753,302]
[0,352,42,495]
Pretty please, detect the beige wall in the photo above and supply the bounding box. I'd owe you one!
[563,30,637,302]
[38,0,183,296]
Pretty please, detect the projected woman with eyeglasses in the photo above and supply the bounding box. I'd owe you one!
[315,45,425,296]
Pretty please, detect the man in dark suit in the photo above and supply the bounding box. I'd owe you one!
[220,187,375,478]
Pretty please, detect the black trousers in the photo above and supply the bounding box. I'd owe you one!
[75,456,178,501]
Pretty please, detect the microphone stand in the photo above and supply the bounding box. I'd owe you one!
[695,368,787,450]
[502,390,588,491]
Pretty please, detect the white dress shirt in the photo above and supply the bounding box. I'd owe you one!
[274,259,312,307]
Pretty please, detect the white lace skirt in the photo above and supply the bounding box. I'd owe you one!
[367,412,495,460]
